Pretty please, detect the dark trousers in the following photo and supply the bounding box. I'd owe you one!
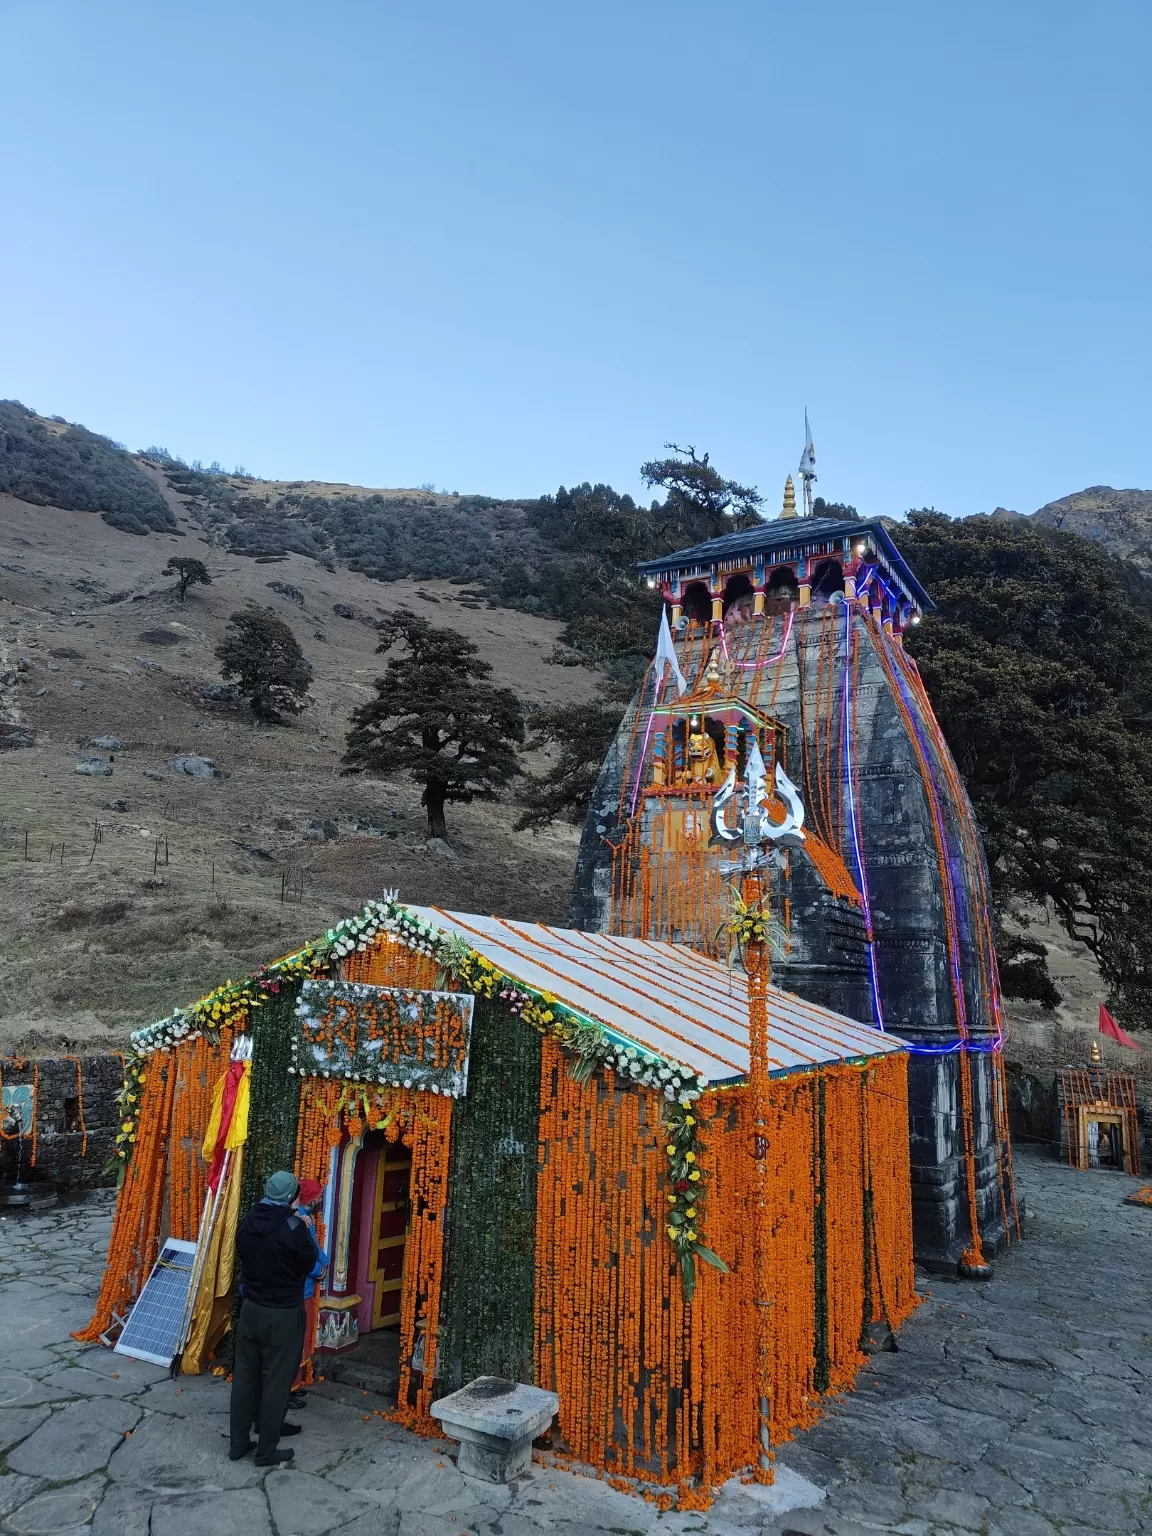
[229,1299,306,1460]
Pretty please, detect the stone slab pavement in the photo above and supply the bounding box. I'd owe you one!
[0,1147,1149,1535]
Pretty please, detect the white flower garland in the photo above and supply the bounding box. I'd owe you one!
[126,891,704,1103]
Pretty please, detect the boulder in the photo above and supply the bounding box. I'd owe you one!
[0,726,35,750]
[304,819,339,842]
[267,580,305,606]
[106,798,129,812]
[75,757,113,776]
[141,769,165,781]
[201,683,237,702]
[169,755,221,779]
[332,603,355,619]
[89,735,122,750]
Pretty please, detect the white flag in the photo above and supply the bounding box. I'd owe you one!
[798,409,817,480]
[653,607,688,697]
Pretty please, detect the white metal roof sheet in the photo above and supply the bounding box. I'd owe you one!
[408,907,901,1087]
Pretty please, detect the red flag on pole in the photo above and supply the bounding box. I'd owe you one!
[1099,1004,1143,1051]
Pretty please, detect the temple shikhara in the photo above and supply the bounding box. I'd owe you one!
[574,475,1018,1271]
[77,444,1017,1507]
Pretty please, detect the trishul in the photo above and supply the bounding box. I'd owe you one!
[708,739,806,873]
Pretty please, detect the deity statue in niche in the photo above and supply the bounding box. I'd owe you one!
[684,716,723,785]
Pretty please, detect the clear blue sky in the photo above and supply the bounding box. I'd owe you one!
[2,1,1149,517]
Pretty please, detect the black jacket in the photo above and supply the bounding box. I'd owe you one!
[236,1199,317,1308]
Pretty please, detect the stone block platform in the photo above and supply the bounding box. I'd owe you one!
[431,1377,558,1481]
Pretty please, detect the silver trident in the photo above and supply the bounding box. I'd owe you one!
[709,738,806,874]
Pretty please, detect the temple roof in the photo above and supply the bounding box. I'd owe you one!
[411,906,902,1086]
[636,516,935,611]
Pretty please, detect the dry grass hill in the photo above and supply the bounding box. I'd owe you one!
[4,402,1148,1101]
[0,471,600,1055]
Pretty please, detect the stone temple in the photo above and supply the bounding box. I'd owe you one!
[571,477,1018,1268]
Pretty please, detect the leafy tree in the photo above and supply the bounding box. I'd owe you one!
[215,608,313,722]
[343,611,525,841]
[900,511,1152,1030]
[641,444,763,543]
[164,555,211,602]
[517,701,627,830]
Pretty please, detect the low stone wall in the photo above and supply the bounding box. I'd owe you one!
[0,1053,123,1188]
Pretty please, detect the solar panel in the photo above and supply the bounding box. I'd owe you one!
[114,1238,197,1367]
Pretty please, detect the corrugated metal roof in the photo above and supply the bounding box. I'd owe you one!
[409,907,902,1087]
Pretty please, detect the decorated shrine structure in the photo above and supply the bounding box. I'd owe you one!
[571,482,1019,1272]
[77,895,917,1503]
[1056,1045,1141,1175]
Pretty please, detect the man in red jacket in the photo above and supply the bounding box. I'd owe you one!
[229,1171,316,1466]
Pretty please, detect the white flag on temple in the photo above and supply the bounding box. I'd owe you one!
[798,409,817,481]
[653,607,688,697]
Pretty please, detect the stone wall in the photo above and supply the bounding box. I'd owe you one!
[0,1053,122,1187]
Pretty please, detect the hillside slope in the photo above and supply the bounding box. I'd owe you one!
[0,488,599,1054]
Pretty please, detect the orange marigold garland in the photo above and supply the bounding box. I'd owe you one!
[62,1055,88,1157]
[532,1036,917,1506]
[74,1054,176,1342]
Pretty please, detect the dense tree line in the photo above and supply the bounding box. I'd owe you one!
[900,512,1152,1028]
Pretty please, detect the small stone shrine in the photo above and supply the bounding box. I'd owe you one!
[1056,1042,1141,1175]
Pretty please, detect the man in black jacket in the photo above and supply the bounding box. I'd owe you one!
[229,1170,318,1465]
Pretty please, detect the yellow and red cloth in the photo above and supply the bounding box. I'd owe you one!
[181,1058,252,1374]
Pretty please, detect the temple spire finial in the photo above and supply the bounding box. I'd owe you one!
[778,475,797,520]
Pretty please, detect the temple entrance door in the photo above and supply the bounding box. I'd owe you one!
[368,1148,412,1329]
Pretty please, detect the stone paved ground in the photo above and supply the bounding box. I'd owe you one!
[1,1147,1149,1536]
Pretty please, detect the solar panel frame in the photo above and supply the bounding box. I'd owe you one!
[114,1237,198,1367]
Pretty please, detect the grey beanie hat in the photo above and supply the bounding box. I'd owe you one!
[264,1170,300,1204]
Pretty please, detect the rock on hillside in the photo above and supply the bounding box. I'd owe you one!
[1029,486,1152,571]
